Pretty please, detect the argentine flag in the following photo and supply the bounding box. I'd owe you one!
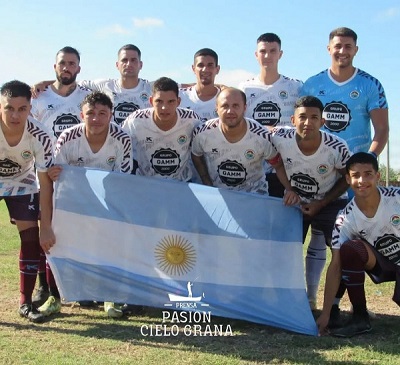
[48,165,317,336]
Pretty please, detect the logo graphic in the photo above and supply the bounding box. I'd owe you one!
[244,149,255,160]
[140,93,149,102]
[375,234,400,265]
[155,235,196,276]
[318,90,326,96]
[165,281,207,309]
[252,101,281,126]
[21,150,32,159]
[317,164,328,174]
[350,90,360,99]
[0,158,21,177]
[146,137,153,143]
[322,101,351,132]
[106,156,116,166]
[290,173,319,199]
[151,148,181,176]
[218,160,247,186]
[279,90,288,99]
[177,135,188,145]
[391,215,400,226]
[53,113,81,138]
[113,102,140,125]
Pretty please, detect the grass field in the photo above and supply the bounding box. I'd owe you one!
[0,201,399,364]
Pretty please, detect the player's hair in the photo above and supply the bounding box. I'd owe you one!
[294,96,324,114]
[217,87,247,105]
[0,80,32,100]
[329,27,358,43]
[56,46,81,62]
[81,91,113,110]
[194,48,219,66]
[152,77,179,98]
[118,44,142,59]
[257,33,281,47]
[346,152,379,173]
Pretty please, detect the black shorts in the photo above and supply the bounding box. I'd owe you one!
[266,172,285,198]
[0,193,39,222]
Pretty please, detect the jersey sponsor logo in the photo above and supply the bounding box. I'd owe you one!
[322,102,351,133]
[317,164,328,174]
[290,173,319,199]
[252,101,281,127]
[375,234,400,265]
[177,135,188,145]
[53,113,81,138]
[279,90,288,99]
[391,215,400,226]
[151,148,181,176]
[21,150,32,160]
[107,156,116,166]
[0,158,21,177]
[113,102,140,125]
[244,149,255,160]
[350,90,360,99]
[218,160,247,186]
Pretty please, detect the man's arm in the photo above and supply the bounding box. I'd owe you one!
[191,153,213,186]
[369,108,389,156]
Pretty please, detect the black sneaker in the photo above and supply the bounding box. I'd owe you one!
[18,303,45,323]
[328,304,344,329]
[32,286,50,307]
[77,300,96,307]
[330,313,371,338]
[121,304,144,316]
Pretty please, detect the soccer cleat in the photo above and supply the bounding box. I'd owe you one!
[121,303,145,316]
[38,295,62,316]
[77,300,96,307]
[104,302,123,318]
[328,304,344,329]
[32,286,50,307]
[330,313,371,338]
[18,303,45,323]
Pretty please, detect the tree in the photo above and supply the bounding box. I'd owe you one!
[379,164,400,184]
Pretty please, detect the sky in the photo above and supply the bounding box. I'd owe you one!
[1,0,399,170]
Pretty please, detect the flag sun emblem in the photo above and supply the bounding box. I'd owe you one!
[155,235,196,276]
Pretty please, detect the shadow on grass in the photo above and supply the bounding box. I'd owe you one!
[1,306,399,364]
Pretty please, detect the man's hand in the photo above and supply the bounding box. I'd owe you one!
[283,190,300,206]
[40,225,56,254]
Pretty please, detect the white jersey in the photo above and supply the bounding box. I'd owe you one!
[332,187,400,266]
[239,75,303,127]
[179,86,220,122]
[122,107,201,181]
[0,118,53,196]
[54,123,132,173]
[80,78,152,126]
[271,127,350,202]
[31,85,91,139]
[192,118,277,194]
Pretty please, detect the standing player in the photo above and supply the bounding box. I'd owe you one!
[301,27,389,314]
[122,77,201,182]
[318,152,399,337]
[42,91,133,318]
[0,80,54,322]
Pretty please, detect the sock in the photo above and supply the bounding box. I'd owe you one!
[333,280,347,306]
[37,247,48,290]
[46,261,60,299]
[19,227,41,305]
[305,228,326,302]
[340,240,368,313]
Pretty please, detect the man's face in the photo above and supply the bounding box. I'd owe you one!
[291,106,324,141]
[81,102,112,137]
[217,90,246,129]
[255,41,282,70]
[328,36,358,69]
[54,52,80,85]
[150,90,180,124]
[192,55,220,86]
[0,95,31,132]
[116,50,143,78]
[346,163,380,198]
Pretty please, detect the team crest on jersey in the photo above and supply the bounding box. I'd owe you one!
[322,102,351,133]
[0,158,21,177]
[53,113,81,138]
[113,102,140,125]
[252,101,281,127]
[375,234,400,265]
[217,160,247,187]
[107,156,116,166]
[349,90,360,99]
[151,148,181,176]
[244,149,255,160]
[290,173,319,199]
[279,91,288,100]
[317,164,328,174]
[391,215,400,226]
[177,135,188,145]
[140,93,149,102]
[21,150,32,160]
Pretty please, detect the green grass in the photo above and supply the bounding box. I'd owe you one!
[0,201,399,364]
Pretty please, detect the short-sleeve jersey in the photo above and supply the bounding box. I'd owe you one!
[192,118,277,194]
[300,68,388,153]
[332,187,400,266]
[179,86,220,122]
[271,128,350,202]
[122,107,200,181]
[54,123,132,173]
[31,85,91,139]
[0,118,53,196]
[80,78,152,126]
[239,75,303,127]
